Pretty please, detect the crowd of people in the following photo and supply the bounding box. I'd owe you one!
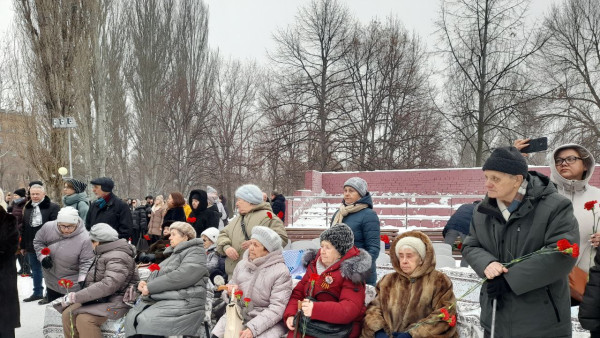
[1,140,600,337]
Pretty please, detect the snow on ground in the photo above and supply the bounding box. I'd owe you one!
[16,274,45,338]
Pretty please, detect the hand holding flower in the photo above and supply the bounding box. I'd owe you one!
[484,261,508,279]
[301,299,314,317]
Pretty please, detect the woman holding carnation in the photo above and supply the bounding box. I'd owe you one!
[33,207,94,302]
[362,231,457,338]
[124,221,208,337]
[283,223,371,338]
[212,226,292,338]
[462,146,579,337]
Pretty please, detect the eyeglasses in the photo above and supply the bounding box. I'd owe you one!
[59,224,77,230]
[555,156,583,166]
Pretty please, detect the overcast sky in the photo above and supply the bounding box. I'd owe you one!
[0,0,559,63]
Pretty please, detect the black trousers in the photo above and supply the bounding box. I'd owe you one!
[0,329,16,338]
[46,287,65,302]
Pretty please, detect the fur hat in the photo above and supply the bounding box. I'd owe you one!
[56,206,80,224]
[13,188,26,198]
[251,226,282,252]
[201,227,220,244]
[90,177,114,193]
[235,184,263,205]
[395,236,426,260]
[344,177,368,197]
[170,221,197,239]
[482,147,528,178]
[320,223,354,256]
[89,223,119,242]
[65,178,87,194]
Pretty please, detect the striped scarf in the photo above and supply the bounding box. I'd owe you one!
[498,179,528,221]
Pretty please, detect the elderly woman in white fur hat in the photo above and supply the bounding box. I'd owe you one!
[213,226,292,338]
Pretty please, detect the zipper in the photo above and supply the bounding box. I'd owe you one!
[546,286,560,322]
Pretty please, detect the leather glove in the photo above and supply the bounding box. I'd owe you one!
[41,256,53,269]
[374,329,389,338]
[487,275,511,298]
[140,253,155,264]
[392,332,412,338]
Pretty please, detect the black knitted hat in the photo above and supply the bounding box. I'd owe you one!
[13,188,26,198]
[65,178,87,194]
[320,223,354,256]
[482,147,528,178]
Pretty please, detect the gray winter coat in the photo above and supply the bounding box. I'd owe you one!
[33,219,94,293]
[70,238,139,319]
[462,172,579,338]
[62,193,90,226]
[212,249,292,338]
[124,238,209,337]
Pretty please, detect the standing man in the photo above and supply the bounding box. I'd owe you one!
[86,177,133,240]
[462,147,579,337]
[21,184,60,302]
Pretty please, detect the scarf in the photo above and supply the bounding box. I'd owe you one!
[497,179,528,221]
[31,201,43,227]
[332,203,368,225]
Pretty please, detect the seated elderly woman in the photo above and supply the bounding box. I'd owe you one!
[212,226,292,338]
[34,207,95,303]
[201,227,227,282]
[58,223,139,338]
[362,230,458,338]
[125,221,209,338]
[283,223,372,338]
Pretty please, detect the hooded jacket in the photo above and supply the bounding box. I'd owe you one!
[71,238,139,319]
[33,218,95,293]
[330,193,380,285]
[188,189,220,235]
[62,192,90,226]
[283,246,372,338]
[0,207,20,330]
[217,202,288,277]
[462,171,579,338]
[22,196,60,252]
[212,249,292,338]
[549,144,600,273]
[124,238,209,337]
[362,231,458,338]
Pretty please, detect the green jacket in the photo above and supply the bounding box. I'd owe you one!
[462,172,579,338]
[216,202,288,277]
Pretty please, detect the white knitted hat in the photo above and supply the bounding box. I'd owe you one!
[56,206,80,224]
[395,236,426,260]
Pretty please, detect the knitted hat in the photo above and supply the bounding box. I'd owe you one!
[344,177,368,197]
[90,177,114,193]
[13,188,26,198]
[395,236,426,260]
[251,226,282,252]
[56,206,80,224]
[320,223,354,256]
[201,227,220,244]
[235,184,263,205]
[89,223,119,242]
[65,178,87,194]
[482,147,528,178]
[207,185,218,195]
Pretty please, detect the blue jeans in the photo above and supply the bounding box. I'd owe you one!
[444,229,468,267]
[27,252,44,296]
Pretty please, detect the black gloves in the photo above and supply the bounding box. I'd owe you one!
[487,275,511,298]
[78,281,85,289]
[139,253,156,264]
[41,256,53,269]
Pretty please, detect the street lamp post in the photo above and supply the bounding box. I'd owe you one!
[52,117,77,178]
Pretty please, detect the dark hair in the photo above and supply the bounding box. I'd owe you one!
[169,192,186,208]
[161,220,175,230]
[145,195,154,200]
[64,181,75,190]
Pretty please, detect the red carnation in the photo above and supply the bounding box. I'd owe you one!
[187,217,197,223]
[557,239,570,251]
[439,307,450,320]
[380,235,390,244]
[243,297,251,306]
[309,273,320,282]
[277,211,284,220]
[148,263,161,272]
[165,244,170,247]
[234,290,243,300]
[266,212,273,219]
[448,315,457,327]
[58,278,74,289]
[41,247,51,256]
[457,242,463,250]
[572,243,580,258]
[143,234,150,241]
[584,200,598,211]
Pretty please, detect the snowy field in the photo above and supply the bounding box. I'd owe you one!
[16,275,44,337]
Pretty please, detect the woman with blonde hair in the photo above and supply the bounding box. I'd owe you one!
[147,195,166,243]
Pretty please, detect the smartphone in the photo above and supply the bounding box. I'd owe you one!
[520,137,548,153]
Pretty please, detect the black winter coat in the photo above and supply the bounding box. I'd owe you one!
[22,196,60,252]
[442,202,476,237]
[86,193,133,240]
[0,207,20,329]
[10,197,26,230]
[132,205,149,233]
[188,189,220,236]
[271,194,286,220]
[164,206,186,223]
[579,246,600,334]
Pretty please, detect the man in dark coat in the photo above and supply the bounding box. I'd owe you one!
[443,200,479,267]
[21,184,60,302]
[270,191,286,221]
[86,177,133,240]
[0,204,20,337]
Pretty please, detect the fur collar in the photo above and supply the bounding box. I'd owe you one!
[25,196,51,209]
[302,247,372,284]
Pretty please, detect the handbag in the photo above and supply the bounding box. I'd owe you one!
[136,233,150,252]
[224,289,244,338]
[293,311,353,338]
[569,265,588,302]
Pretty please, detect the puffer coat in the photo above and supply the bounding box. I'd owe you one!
[361,231,458,338]
[462,171,579,338]
[217,202,288,277]
[212,249,292,338]
[124,238,209,337]
[283,246,371,338]
[147,206,165,236]
[580,246,600,334]
[62,192,90,226]
[70,238,139,319]
[33,219,94,293]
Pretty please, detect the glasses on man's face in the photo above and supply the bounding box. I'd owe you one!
[555,156,583,166]
[59,224,77,230]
